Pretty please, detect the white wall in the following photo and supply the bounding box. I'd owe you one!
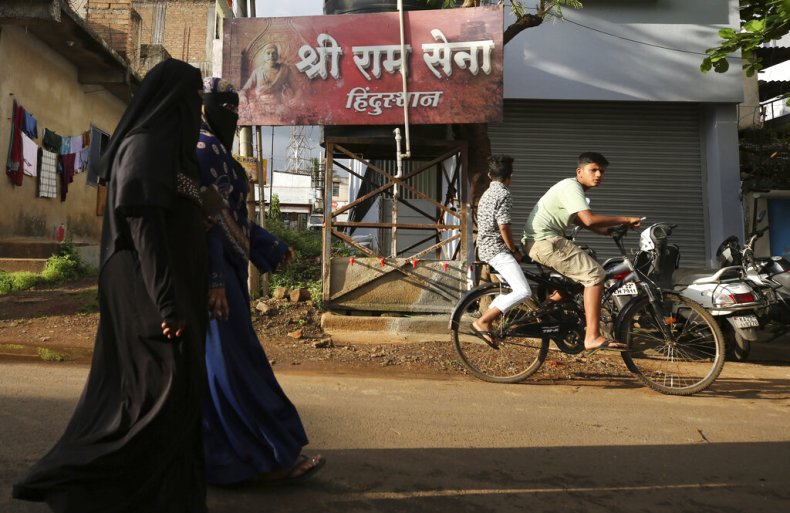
[504,0,742,102]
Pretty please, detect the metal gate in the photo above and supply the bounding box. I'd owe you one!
[322,136,471,313]
[490,100,707,266]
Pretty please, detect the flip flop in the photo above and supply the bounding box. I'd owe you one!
[584,339,628,355]
[471,329,500,349]
[255,455,326,486]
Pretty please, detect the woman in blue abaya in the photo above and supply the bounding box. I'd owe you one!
[197,77,325,486]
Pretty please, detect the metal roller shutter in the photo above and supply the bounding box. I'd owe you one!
[489,100,707,266]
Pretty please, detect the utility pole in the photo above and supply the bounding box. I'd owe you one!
[240,0,260,299]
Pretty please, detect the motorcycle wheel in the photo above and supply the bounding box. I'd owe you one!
[722,321,751,362]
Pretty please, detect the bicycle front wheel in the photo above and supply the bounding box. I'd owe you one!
[451,285,548,383]
[618,291,725,395]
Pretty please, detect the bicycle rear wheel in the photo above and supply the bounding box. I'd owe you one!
[618,291,725,395]
[451,285,548,383]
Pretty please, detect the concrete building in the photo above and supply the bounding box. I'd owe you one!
[267,170,349,230]
[489,0,744,266]
[329,1,744,268]
[0,0,140,267]
[0,0,235,270]
[128,0,233,77]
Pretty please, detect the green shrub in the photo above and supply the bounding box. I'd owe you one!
[13,272,41,291]
[0,272,14,294]
[41,240,93,283]
[0,241,94,295]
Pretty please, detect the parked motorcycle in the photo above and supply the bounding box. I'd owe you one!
[716,211,790,338]
[604,222,762,361]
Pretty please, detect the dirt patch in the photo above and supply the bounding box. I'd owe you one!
[0,277,98,361]
[0,278,642,385]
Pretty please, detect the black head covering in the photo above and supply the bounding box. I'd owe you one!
[99,59,202,269]
[201,77,239,151]
[97,59,203,182]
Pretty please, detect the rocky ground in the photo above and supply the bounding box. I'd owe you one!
[0,276,681,385]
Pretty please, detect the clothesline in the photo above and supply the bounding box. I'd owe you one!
[6,99,94,201]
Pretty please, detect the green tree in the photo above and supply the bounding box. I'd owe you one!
[702,0,790,77]
[428,1,583,202]
[268,193,282,223]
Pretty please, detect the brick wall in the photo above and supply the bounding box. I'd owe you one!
[133,1,211,70]
[86,1,132,59]
[128,9,142,70]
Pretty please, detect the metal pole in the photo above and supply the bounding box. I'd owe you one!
[268,126,275,223]
[256,125,265,225]
[241,126,261,300]
[240,1,261,299]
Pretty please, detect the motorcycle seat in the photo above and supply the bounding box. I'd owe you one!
[673,266,745,286]
[673,268,724,286]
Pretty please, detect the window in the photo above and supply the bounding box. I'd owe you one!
[86,126,110,188]
[332,182,340,197]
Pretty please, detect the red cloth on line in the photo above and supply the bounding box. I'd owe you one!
[60,153,76,201]
[6,101,24,186]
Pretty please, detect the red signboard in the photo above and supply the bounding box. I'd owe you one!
[223,6,503,126]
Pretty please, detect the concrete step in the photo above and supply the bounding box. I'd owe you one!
[0,258,48,273]
[0,239,99,270]
[320,311,449,344]
[0,239,64,259]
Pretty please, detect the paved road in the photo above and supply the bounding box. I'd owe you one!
[1,359,789,513]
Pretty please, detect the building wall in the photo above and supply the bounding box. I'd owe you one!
[504,0,742,103]
[133,0,213,72]
[0,26,126,242]
[86,0,132,59]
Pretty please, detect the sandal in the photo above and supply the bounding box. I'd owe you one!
[584,339,628,355]
[255,454,326,486]
[471,329,500,349]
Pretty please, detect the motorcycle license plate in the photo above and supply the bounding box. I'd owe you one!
[732,315,759,328]
[613,282,638,295]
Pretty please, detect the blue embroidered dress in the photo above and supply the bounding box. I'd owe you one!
[197,123,308,485]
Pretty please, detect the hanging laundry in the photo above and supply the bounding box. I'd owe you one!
[6,100,24,186]
[69,135,83,154]
[21,132,39,177]
[22,110,38,139]
[76,147,90,174]
[59,137,71,155]
[38,149,58,198]
[60,153,76,201]
[42,128,63,154]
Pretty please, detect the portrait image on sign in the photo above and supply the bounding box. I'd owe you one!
[223,6,503,126]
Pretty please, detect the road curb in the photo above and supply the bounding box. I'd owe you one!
[320,312,449,344]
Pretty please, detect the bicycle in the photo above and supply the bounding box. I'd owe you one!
[449,224,726,396]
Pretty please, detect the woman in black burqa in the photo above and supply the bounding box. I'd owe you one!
[13,59,209,513]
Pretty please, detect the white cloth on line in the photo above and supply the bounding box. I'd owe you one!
[21,132,39,177]
[69,135,83,154]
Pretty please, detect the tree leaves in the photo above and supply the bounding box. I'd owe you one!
[702,0,790,76]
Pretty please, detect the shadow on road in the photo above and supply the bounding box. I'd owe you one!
[206,443,790,513]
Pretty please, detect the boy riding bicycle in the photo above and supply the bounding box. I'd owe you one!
[522,152,641,352]
[471,155,534,346]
